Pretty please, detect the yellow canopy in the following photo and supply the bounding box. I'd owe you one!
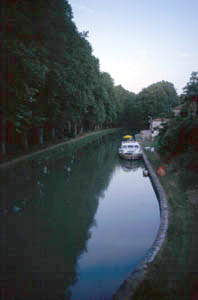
[123,135,132,139]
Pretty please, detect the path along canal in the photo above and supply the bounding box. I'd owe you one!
[1,135,160,299]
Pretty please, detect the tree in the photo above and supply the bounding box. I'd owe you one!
[183,71,198,117]
[1,0,125,156]
[136,81,179,126]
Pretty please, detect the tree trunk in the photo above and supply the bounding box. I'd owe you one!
[80,126,83,134]
[193,101,197,117]
[1,117,6,155]
[52,127,56,138]
[67,121,71,133]
[1,288,6,300]
[1,2,7,156]
[24,131,29,150]
[39,128,44,145]
[74,124,77,136]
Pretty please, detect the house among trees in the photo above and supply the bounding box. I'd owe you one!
[172,104,185,116]
[183,71,198,118]
[188,96,198,117]
[150,118,169,138]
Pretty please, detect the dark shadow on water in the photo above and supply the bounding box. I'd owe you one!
[0,135,119,299]
[0,133,160,299]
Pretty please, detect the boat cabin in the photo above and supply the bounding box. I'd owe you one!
[121,142,140,151]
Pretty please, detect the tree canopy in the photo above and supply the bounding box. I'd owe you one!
[1,0,124,148]
[1,0,181,155]
[121,81,179,129]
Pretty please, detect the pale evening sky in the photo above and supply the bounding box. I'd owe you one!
[68,0,198,95]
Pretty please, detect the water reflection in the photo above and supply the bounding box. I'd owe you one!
[0,135,160,299]
[119,158,145,172]
[0,136,118,299]
[70,157,160,300]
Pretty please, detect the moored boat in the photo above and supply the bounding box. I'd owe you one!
[118,136,142,160]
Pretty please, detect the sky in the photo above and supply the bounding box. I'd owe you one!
[68,0,198,95]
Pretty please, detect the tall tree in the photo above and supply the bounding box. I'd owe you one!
[136,81,179,126]
[183,71,198,117]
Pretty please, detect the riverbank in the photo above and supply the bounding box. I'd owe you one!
[0,128,119,170]
[131,142,198,299]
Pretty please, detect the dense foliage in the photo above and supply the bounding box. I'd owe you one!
[1,0,124,154]
[122,81,179,129]
[114,85,137,128]
[137,81,179,123]
[156,72,198,186]
[1,0,180,156]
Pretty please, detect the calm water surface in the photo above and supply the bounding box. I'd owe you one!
[2,136,160,299]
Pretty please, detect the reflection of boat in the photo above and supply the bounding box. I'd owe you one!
[118,137,142,160]
[120,159,144,172]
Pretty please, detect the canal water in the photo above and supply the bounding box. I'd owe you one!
[1,135,160,299]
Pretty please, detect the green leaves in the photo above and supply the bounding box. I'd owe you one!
[156,71,198,177]
[3,0,124,142]
[183,71,198,99]
[136,81,179,124]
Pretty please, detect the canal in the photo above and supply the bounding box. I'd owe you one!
[1,134,160,299]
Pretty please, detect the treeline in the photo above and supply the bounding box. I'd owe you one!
[1,0,180,157]
[1,0,124,155]
[156,71,198,187]
[122,80,179,129]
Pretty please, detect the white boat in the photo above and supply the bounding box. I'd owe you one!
[118,138,142,160]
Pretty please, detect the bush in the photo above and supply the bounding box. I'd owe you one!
[156,115,198,188]
[157,116,197,154]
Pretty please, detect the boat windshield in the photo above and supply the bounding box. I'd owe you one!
[121,143,140,150]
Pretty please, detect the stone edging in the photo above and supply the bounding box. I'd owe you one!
[114,147,169,299]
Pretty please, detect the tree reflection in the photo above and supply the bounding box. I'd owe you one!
[1,136,118,299]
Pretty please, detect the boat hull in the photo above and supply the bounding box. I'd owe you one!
[118,152,142,160]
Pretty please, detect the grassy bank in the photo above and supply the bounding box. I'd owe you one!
[132,143,192,300]
[0,128,120,169]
